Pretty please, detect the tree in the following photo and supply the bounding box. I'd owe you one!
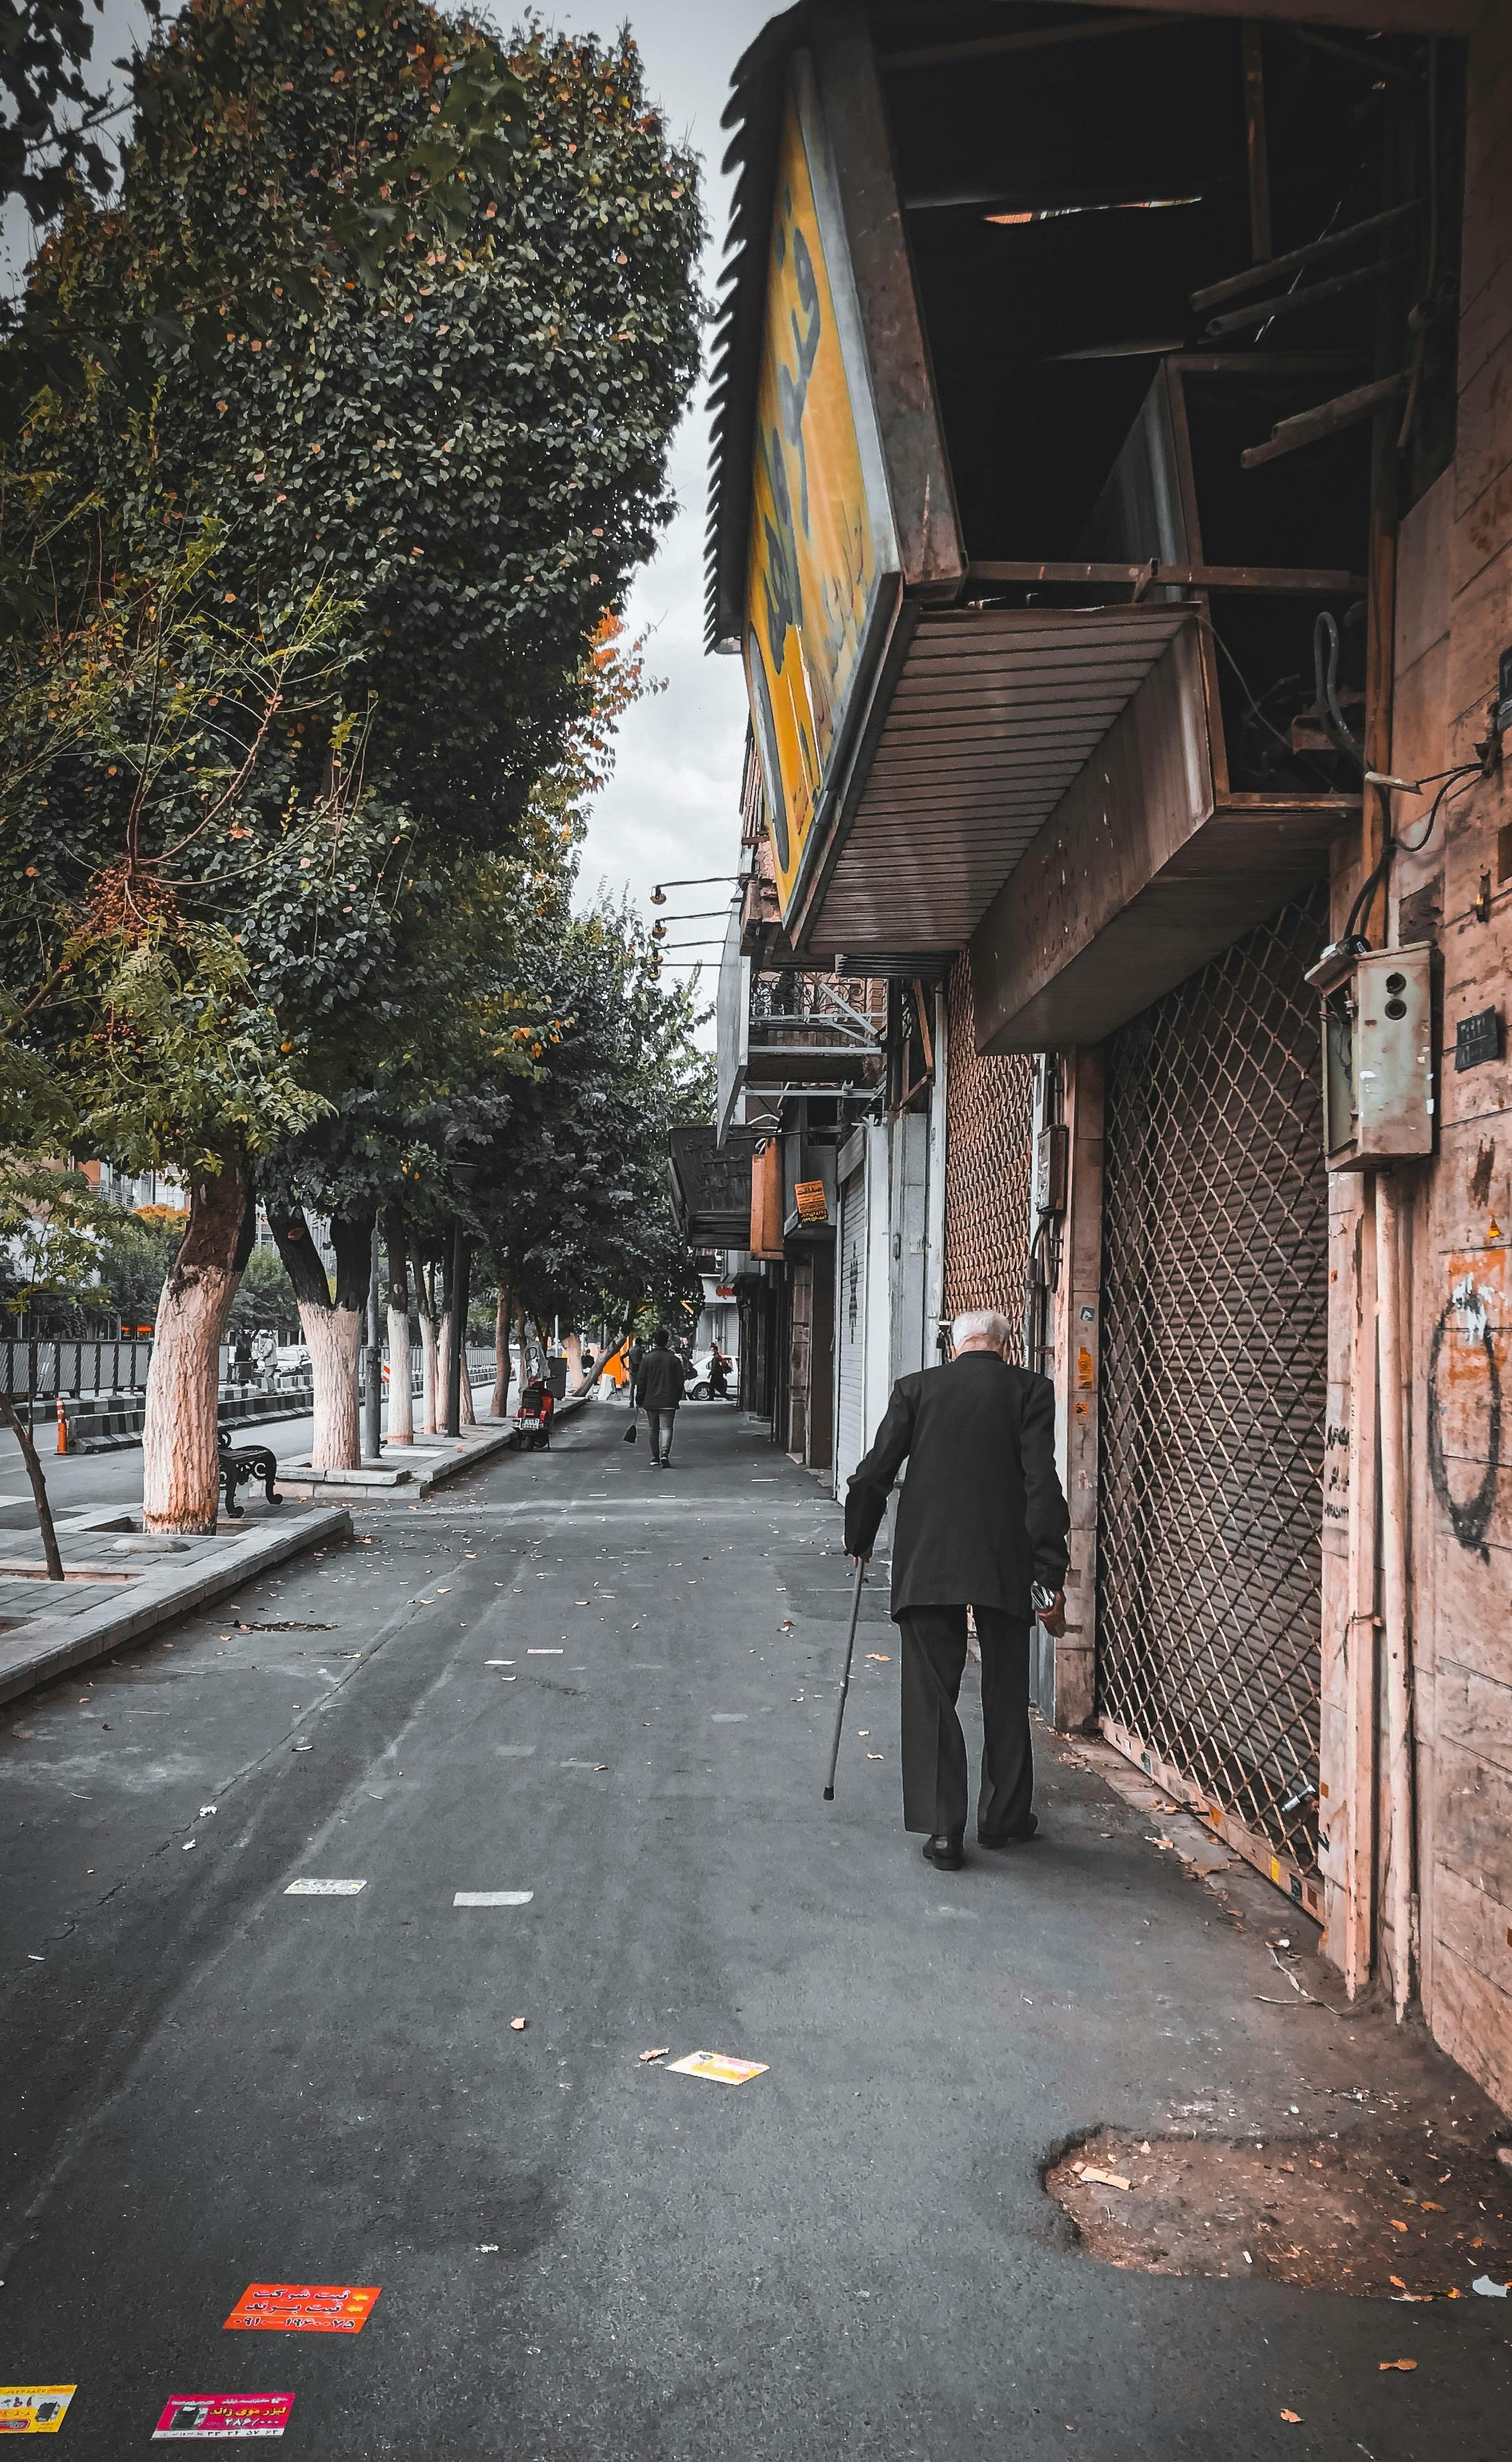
[0,1,529,442]
[19,4,703,836]
[0,3,702,1522]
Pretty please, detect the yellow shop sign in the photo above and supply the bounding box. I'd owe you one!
[744,62,897,922]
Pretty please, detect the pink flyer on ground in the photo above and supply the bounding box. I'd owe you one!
[151,2394,295,2439]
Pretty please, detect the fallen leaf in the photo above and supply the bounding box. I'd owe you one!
[1389,2219,1408,2231]
[1420,2200,1445,2211]
[639,2047,669,2063]
[1281,2410,1301,2423]
[866,1652,891,1663]
[509,2017,527,2032]
[1378,2359,1417,2372]
[1390,2276,1407,2290]
[1079,2167,1131,2193]
[866,1752,884,1760]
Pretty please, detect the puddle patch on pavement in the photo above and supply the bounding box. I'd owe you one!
[1046,2125,1512,2298]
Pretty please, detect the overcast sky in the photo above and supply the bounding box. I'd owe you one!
[543,1,773,981]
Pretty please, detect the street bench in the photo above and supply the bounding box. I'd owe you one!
[219,1429,283,1518]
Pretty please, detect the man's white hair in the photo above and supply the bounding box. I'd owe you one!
[951,1308,1013,1352]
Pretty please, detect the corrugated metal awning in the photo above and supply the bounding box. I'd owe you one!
[800,600,1199,957]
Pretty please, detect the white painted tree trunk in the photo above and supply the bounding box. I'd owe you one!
[387,1307,414,1444]
[563,1330,586,1394]
[302,1301,363,1470]
[460,1334,476,1428]
[437,1311,453,1430]
[141,1267,236,1531]
[419,1312,439,1434]
[142,1167,246,1534]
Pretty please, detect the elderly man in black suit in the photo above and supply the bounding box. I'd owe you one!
[845,1308,1070,1872]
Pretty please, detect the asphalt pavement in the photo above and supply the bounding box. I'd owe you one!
[1,1400,1507,2457]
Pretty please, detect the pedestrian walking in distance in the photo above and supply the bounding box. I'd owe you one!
[635,1327,688,1469]
[624,1333,645,1413]
[845,1308,1069,1872]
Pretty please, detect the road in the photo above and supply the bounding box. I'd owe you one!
[1,1401,1507,2456]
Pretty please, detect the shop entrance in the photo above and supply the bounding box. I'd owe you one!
[1097,886,1330,1906]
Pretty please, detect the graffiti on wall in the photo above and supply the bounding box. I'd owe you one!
[1427,1248,1505,1559]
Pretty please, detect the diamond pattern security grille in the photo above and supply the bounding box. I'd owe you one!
[943,956,1034,1360]
[1097,888,1329,1873]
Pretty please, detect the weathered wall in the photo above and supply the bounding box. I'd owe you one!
[1399,0,1512,2114]
[941,955,1033,1354]
[1318,0,1512,2109]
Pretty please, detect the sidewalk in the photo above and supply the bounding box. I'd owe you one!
[0,1494,351,1708]
[0,1392,591,1707]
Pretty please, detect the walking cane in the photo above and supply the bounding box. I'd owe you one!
[823,1560,867,1802]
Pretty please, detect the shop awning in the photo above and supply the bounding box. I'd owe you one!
[796,599,1198,958]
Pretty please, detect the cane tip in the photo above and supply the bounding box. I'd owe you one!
[823,1785,834,1801]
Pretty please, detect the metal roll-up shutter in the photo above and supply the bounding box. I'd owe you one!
[1097,886,1329,1902]
[834,1167,867,1492]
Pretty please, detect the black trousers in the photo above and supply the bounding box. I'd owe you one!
[897,1604,1033,1841]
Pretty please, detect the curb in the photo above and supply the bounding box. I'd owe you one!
[284,1392,591,1502]
[0,1504,353,1708]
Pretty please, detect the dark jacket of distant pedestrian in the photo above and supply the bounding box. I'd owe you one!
[843,1312,1070,1864]
[635,1331,687,1469]
[634,1341,687,1413]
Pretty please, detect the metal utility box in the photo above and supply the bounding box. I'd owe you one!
[1306,942,1434,1170]
[1033,1123,1069,1216]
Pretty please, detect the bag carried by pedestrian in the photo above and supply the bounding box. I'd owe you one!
[623,1421,637,1444]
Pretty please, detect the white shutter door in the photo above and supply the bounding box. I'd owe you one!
[834,1168,867,1493]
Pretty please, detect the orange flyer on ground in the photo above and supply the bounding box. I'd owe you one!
[223,2284,379,2334]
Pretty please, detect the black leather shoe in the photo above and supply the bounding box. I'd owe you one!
[922,1832,965,1872]
[977,1814,1039,1848]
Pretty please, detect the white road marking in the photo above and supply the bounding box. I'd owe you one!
[453,1891,533,1907]
[285,1879,366,1896]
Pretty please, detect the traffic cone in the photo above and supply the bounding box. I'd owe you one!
[56,1396,69,1456]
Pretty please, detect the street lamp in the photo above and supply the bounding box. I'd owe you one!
[649,874,742,906]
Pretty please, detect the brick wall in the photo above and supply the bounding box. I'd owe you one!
[941,955,1034,1358]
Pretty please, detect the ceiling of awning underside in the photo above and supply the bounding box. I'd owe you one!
[805,601,1199,957]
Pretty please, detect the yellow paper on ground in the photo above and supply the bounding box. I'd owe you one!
[665,2051,769,2085]
[0,2388,77,2433]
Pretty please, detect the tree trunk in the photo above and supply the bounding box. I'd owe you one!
[460,1326,477,1427]
[269,1208,372,1473]
[301,1298,362,1468]
[385,1213,413,1446]
[562,1329,585,1395]
[0,1394,64,1575]
[142,1162,253,1533]
[411,1250,439,1433]
[491,1282,513,1418]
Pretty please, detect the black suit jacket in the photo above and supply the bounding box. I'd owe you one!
[844,1352,1070,1619]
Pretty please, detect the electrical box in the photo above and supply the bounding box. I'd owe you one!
[1034,1123,1069,1214]
[1305,942,1434,1170]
